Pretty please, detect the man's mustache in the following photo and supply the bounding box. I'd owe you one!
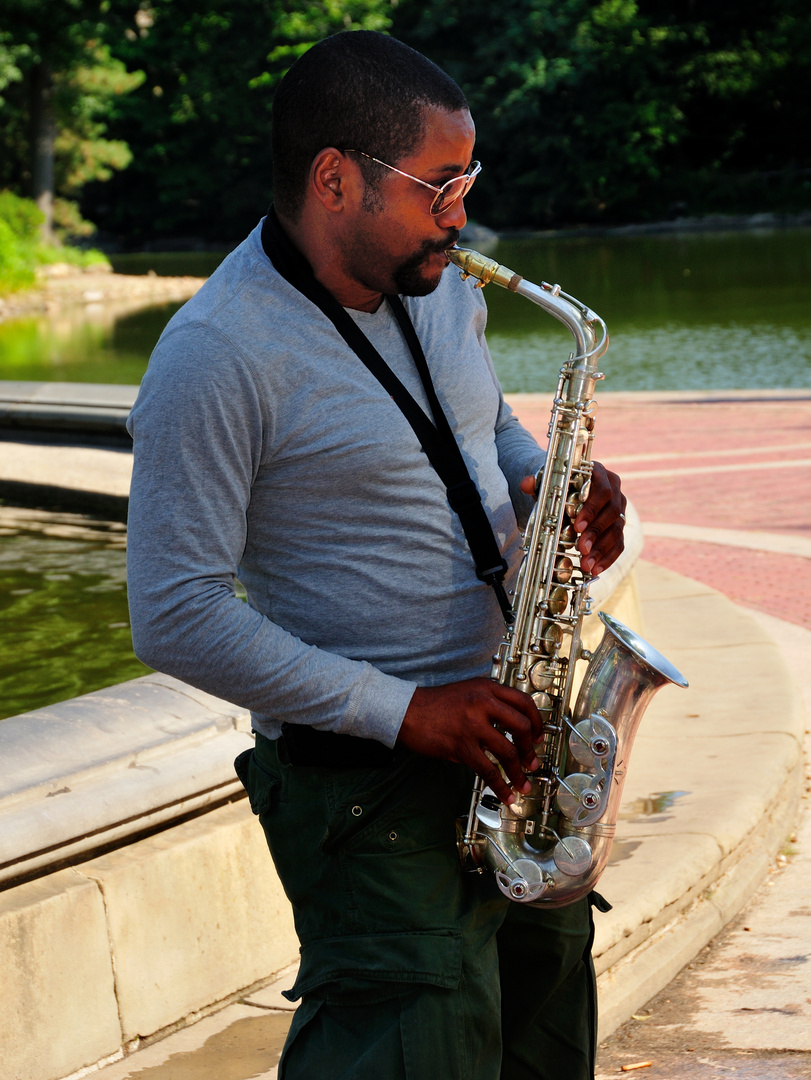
[438,229,460,251]
[423,229,460,256]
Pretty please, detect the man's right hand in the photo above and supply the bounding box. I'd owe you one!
[396,678,542,806]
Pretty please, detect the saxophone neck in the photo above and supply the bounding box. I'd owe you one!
[448,246,609,379]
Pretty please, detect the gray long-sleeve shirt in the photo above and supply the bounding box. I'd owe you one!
[126,221,545,746]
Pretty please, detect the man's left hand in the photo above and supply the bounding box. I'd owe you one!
[520,460,626,576]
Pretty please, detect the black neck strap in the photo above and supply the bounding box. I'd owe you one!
[261,208,512,624]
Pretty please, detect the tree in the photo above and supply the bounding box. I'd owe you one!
[86,0,396,245]
[392,0,811,227]
[0,0,143,240]
[390,0,692,227]
[636,0,811,211]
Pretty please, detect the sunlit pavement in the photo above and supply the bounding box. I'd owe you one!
[511,389,811,630]
[515,389,811,1079]
[593,609,811,1080]
[64,389,811,1078]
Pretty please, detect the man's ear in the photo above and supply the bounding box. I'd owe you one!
[310,148,351,212]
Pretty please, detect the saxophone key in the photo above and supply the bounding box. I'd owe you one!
[565,490,585,520]
[531,691,554,719]
[528,661,554,691]
[553,836,593,877]
[542,623,563,655]
[545,585,570,616]
[554,555,574,582]
[568,715,617,767]
[555,773,607,826]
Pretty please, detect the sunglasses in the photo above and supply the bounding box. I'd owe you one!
[342,150,482,216]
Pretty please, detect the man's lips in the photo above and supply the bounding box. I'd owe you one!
[433,231,461,262]
[430,230,460,255]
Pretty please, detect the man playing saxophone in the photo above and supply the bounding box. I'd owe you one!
[126,30,625,1080]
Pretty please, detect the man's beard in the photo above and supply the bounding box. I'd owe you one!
[393,229,460,296]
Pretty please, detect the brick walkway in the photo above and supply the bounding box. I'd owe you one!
[507,392,811,630]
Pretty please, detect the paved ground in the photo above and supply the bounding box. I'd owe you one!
[510,390,811,630]
[526,390,811,1079]
[594,610,811,1080]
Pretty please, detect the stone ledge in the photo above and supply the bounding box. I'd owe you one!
[0,673,252,887]
[0,802,298,1080]
[0,870,121,1080]
[76,800,297,1044]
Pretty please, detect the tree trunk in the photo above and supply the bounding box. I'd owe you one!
[31,61,55,243]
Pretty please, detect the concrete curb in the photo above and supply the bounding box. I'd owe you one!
[596,758,801,1040]
[0,382,135,442]
[592,562,805,1039]
[0,673,253,887]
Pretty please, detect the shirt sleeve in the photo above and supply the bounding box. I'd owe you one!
[126,323,416,747]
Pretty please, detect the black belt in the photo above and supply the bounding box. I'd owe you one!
[279,723,397,769]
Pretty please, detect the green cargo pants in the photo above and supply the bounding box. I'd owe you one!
[237,732,602,1080]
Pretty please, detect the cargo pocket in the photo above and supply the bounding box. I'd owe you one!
[322,755,471,934]
[234,747,280,817]
[284,928,463,1003]
[278,965,487,1080]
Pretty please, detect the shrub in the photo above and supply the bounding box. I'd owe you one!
[0,191,44,242]
[0,217,36,294]
[0,191,109,292]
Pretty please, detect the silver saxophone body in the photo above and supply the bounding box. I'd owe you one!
[448,246,688,908]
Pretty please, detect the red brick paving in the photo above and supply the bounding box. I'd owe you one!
[507,393,811,629]
[638,538,811,628]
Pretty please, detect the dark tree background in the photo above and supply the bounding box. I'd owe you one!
[391,0,811,227]
[1,0,808,246]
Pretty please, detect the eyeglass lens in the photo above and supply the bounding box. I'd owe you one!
[430,164,480,215]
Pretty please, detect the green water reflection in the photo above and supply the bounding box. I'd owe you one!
[483,229,811,392]
[0,228,809,391]
[0,302,186,384]
[0,509,151,720]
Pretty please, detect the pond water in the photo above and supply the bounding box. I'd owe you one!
[1,226,809,720]
[0,509,150,720]
[0,227,809,392]
[484,229,811,392]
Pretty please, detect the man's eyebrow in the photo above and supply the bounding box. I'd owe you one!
[426,161,471,179]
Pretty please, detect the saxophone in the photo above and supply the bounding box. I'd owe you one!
[448,246,688,907]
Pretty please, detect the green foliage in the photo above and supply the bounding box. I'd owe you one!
[0,189,108,294]
[388,0,673,225]
[0,1,144,222]
[0,39,25,101]
[0,188,44,240]
[85,0,397,243]
[391,0,811,226]
[53,40,143,195]
[0,190,40,292]
[0,218,36,293]
[52,197,98,240]
[3,0,808,239]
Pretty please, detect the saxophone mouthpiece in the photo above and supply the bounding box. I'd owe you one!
[448,247,523,292]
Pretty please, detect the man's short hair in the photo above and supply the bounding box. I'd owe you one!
[271,31,468,220]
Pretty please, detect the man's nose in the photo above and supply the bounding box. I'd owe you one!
[435,194,467,231]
